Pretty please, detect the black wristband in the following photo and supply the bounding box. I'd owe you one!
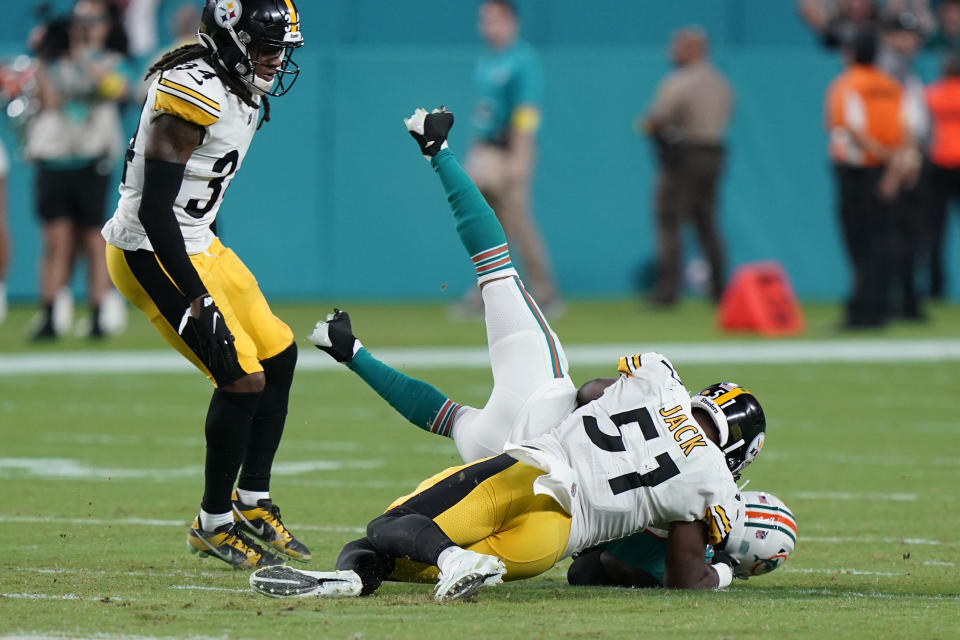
[139,158,207,301]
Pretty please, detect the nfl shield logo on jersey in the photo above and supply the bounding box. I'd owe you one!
[215,0,242,28]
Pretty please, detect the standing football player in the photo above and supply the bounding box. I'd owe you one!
[249,107,764,600]
[101,0,309,569]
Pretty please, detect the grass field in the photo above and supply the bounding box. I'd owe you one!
[1,300,959,639]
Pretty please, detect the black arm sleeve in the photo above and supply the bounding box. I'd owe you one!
[138,158,207,301]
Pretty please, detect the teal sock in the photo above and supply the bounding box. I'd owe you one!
[431,148,515,281]
[347,347,461,437]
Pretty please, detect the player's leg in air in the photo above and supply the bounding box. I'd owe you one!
[309,107,575,464]
[255,108,574,601]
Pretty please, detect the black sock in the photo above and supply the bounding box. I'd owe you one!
[42,303,54,329]
[238,343,297,493]
[90,303,103,336]
[366,507,456,566]
[336,537,396,596]
[201,388,263,514]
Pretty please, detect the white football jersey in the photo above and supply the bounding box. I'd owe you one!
[103,58,260,254]
[505,352,740,558]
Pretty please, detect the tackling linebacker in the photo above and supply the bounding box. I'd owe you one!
[249,107,775,601]
[101,0,309,569]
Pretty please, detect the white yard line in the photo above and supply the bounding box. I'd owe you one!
[0,515,364,534]
[744,587,958,601]
[0,458,383,481]
[3,338,960,377]
[168,585,248,594]
[784,567,902,576]
[0,593,130,602]
[785,491,919,502]
[803,535,960,547]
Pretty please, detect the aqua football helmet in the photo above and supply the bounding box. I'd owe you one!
[722,490,797,578]
[199,0,303,96]
[690,382,766,478]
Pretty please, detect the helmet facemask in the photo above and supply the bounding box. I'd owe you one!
[690,383,766,480]
[200,26,302,97]
[199,0,304,98]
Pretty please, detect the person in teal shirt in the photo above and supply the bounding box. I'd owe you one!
[459,0,561,315]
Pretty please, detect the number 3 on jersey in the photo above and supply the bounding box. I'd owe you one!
[185,150,239,218]
[583,408,681,495]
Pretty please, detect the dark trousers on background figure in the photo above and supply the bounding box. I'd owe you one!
[652,144,727,305]
[835,164,893,328]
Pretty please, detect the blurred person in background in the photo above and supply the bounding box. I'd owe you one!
[24,0,129,339]
[877,10,929,320]
[928,0,960,51]
[923,53,960,299]
[0,138,9,324]
[826,31,910,329]
[640,27,733,307]
[460,0,560,316]
[799,0,882,48]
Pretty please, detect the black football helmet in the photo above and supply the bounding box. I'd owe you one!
[199,0,303,97]
[690,382,766,478]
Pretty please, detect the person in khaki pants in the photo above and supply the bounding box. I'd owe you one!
[641,27,733,307]
[459,0,560,315]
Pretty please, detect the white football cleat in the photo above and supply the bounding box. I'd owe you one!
[433,549,505,603]
[250,566,363,598]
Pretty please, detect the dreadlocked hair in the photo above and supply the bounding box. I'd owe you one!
[145,43,271,129]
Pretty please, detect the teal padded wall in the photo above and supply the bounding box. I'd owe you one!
[1,1,957,301]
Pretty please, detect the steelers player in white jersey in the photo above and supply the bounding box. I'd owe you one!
[250,108,765,601]
[101,0,309,570]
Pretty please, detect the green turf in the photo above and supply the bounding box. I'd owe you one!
[1,300,959,639]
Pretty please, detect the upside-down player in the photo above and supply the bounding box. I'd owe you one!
[249,107,769,601]
[101,0,310,569]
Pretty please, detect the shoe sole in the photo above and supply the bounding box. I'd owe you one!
[435,570,503,603]
[250,567,361,598]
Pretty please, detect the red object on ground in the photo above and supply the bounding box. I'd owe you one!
[718,262,804,336]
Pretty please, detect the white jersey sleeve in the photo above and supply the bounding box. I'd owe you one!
[506,352,740,557]
[103,58,259,254]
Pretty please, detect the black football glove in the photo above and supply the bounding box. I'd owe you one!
[179,295,242,384]
[711,549,746,580]
[403,107,454,158]
[308,308,362,363]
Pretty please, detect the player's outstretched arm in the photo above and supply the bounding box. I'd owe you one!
[664,521,734,590]
[404,107,516,285]
[309,309,463,438]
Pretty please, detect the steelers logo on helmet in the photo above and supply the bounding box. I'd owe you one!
[690,382,766,478]
[200,0,304,97]
[214,0,242,28]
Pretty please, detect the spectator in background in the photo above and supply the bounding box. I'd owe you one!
[461,0,560,315]
[0,139,9,324]
[799,0,882,48]
[800,0,937,49]
[826,31,910,328]
[928,0,960,51]
[23,0,128,339]
[878,11,928,320]
[923,53,960,298]
[640,27,733,307]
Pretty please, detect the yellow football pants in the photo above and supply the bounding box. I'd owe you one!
[106,239,294,384]
[387,454,571,583]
